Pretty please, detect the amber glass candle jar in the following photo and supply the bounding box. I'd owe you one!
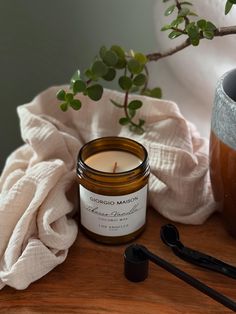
[77,136,150,244]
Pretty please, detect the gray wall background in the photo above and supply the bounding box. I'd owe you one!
[0,0,157,171]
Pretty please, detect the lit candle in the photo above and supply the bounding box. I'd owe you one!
[77,137,150,245]
[85,150,142,173]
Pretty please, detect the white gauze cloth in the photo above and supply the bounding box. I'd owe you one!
[0,86,216,290]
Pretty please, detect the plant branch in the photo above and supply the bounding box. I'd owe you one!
[146,40,190,61]
[142,65,149,92]
[215,25,236,36]
[146,25,236,62]
[124,91,129,118]
[175,0,181,11]
[175,0,190,26]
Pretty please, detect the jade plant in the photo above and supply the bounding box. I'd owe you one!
[57,0,236,134]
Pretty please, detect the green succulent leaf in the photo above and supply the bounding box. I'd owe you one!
[56,89,66,101]
[197,19,207,30]
[119,117,130,125]
[168,30,183,39]
[119,76,133,91]
[203,30,214,39]
[110,99,124,108]
[102,67,116,81]
[99,46,107,59]
[186,21,195,30]
[225,1,233,14]
[161,24,172,31]
[186,23,199,39]
[111,45,125,59]
[91,60,108,77]
[66,93,74,103]
[60,102,68,112]
[129,124,144,135]
[103,50,118,66]
[205,21,217,31]
[133,73,147,86]
[84,69,98,81]
[138,119,145,127]
[86,84,103,101]
[134,52,147,65]
[70,99,82,110]
[190,37,200,46]
[229,0,236,3]
[165,4,176,16]
[150,87,162,98]
[171,17,184,27]
[179,1,193,5]
[73,80,86,94]
[115,58,127,69]
[127,59,143,74]
[188,11,198,16]
[128,100,143,110]
[178,7,190,17]
[70,70,81,85]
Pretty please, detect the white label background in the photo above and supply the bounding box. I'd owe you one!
[80,185,148,237]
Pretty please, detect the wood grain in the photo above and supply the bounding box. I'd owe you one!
[0,208,236,314]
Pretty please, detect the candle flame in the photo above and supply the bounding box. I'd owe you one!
[112,162,118,173]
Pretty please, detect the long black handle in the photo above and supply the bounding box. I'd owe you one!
[140,246,236,312]
[173,246,236,279]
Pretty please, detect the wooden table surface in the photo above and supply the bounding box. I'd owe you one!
[1,208,236,314]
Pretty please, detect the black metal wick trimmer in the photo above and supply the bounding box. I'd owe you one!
[124,236,236,312]
[160,224,236,279]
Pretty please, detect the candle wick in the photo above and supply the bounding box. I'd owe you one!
[112,162,118,173]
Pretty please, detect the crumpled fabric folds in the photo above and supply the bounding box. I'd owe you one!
[0,86,216,289]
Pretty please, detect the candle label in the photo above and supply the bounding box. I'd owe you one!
[80,185,148,237]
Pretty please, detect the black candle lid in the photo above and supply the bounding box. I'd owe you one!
[124,244,149,282]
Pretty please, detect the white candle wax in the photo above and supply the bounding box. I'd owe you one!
[85,150,142,173]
